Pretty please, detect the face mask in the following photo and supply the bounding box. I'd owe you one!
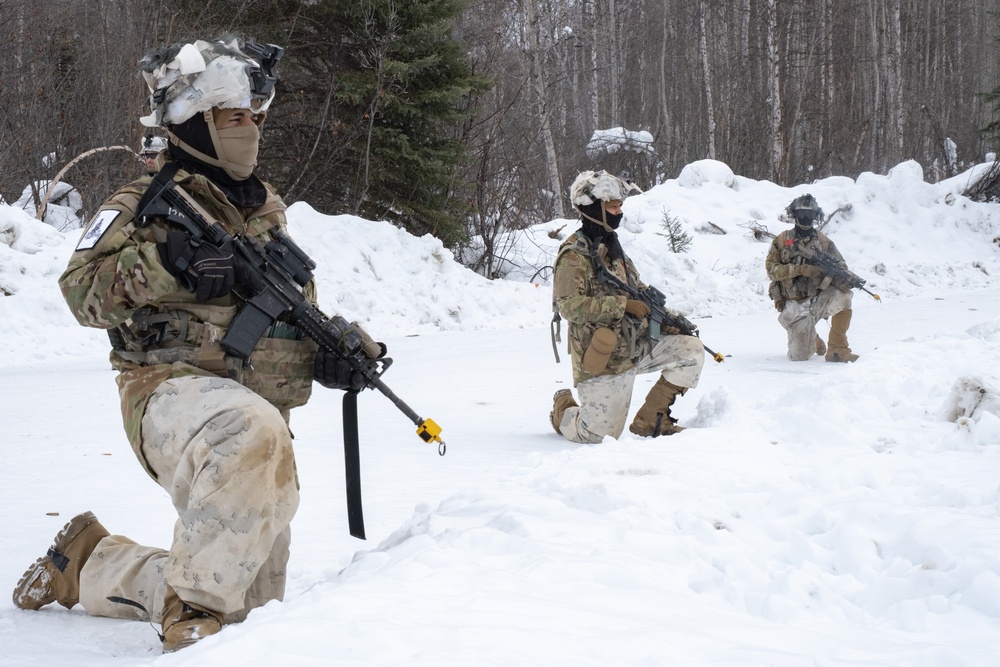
[604,211,623,230]
[215,124,260,180]
[794,223,817,239]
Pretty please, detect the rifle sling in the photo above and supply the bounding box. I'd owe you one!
[587,240,639,296]
[343,390,366,540]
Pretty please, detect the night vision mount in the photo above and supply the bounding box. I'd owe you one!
[243,42,284,101]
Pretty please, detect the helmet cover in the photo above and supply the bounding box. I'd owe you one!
[786,194,824,226]
[140,135,168,153]
[139,38,279,127]
[570,170,642,207]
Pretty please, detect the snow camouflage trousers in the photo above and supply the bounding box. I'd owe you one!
[78,375,299,622]
[777,288,853,361]
[558,334,705,444]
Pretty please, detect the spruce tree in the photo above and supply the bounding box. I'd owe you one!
[983,85,1000,147]
[302,0,488,247]
[160,0,487,248]
[660,211,693,254]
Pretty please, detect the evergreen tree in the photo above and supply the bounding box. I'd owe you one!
[289,0,488,247]
[660,210,693,254]
[148,0,487,248]
[983,85,1000,147]
[976,24,1000,149]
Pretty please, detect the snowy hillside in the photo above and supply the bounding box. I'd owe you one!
[1,160,999,666]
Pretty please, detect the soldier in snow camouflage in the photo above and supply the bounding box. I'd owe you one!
[550,171,705,443]
[765,194,859,362]
[140,134,168,175]
[12,38,369,653]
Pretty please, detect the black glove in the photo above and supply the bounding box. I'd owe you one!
[314,349,366,391]
[157,231,235,302]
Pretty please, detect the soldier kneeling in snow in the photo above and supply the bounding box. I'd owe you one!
[550,170,705,443]
[12,37,369,652]
[765,194,859,362]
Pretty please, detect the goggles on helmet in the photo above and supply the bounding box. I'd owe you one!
[794,208,822,225]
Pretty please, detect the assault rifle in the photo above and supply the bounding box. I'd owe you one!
[797,241,881,302]
[588,243,725,363]
[135,163,445,539]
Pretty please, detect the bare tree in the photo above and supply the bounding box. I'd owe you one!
[519,0,564,218]
[697,0,717,159]
[3,0,999,269]
[765,0,784,181]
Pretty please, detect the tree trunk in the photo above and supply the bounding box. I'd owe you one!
[658,4,671,156]
[766,0,783,182]
[522,0,564,217]
[867,0,883,169]
[698,0,716,159]
[584,0,599,133]
[607,0,619,123]
[886,0,904,158]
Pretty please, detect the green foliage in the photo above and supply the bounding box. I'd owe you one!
[158,0,489,248]
[660,210,693,254]
[289,0,490,247]
[983,87,1000,146]
[979,29,1000,146]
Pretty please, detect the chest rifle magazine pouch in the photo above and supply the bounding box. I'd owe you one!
[582,327,617,375]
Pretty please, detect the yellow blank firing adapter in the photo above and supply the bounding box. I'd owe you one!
[417,418,446,456]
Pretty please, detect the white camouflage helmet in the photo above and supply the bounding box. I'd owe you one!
[140,135,168,153]
[569,170,642,207]
[139,38,282,127]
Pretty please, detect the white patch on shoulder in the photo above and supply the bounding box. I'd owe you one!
[76,210,120,250]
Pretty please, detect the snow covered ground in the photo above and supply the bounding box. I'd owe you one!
[2,159,1000,666]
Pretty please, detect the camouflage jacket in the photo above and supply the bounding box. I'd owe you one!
[59,163,317,477]
[765,229,850,304]
[553,230,651,386]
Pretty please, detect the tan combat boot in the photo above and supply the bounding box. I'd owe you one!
[161,587,223,653]
[815,333,826,356]
[629,377,686,437]
[825,309,859,363]
[12,511,110,611]
[550,389,578,435]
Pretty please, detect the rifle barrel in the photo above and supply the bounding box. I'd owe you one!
[861,286,881,301]
[703,343,725,363]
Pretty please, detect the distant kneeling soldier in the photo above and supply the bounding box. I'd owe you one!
[766,194,859,362]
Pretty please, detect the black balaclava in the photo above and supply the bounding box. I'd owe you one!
[167,112,267,209]
[579,201,625,262]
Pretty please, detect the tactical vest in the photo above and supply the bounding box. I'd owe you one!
[768,230,834,303]
[553,231,650,385]
[78,167,318,477]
